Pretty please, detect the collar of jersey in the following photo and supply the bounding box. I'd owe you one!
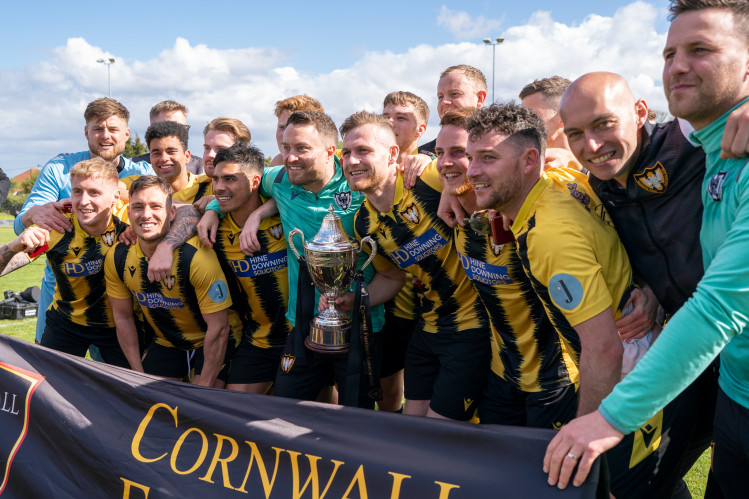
[691,96,749,157]
[225,212,275,234]
[364,170,404,219]
[71,211,117,239]
[511,174,549,234]
[289,156,343,198]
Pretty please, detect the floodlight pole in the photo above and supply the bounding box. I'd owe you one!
[96,58,115,98]
[482,38,504,103]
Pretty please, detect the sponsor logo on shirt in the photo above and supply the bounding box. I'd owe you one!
[458,253,512,286]
[132,291,184,310]
[64,259,103,277]
[391,228,446,268]
[634,162,669,193]
[230,250,288,277]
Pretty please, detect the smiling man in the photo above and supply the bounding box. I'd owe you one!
[202,117,251,178]
[209,144,292,393]
[544,1,749,495]
[105,176,242,387]
[0,158,129,365]
[14,98,154,346]
[383,91,430,165]
[339,110,490,421]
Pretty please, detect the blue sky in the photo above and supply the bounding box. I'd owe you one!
[1,1,672,177]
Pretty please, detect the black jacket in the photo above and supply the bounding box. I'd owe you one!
[590,119,705,316]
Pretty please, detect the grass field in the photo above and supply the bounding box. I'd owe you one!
[0,223,712,496]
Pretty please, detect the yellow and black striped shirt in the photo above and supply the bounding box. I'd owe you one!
[510,169,633,380]
[354,164,487,334]
[35,213,126,328]
[104,236,243,350]
[213,213,292,349]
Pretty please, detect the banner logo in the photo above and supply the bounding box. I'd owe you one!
[64,258,103,277]
[708,170,729,201]
[334,191,352,211]
[281,354,295,373]
[634,162,669,193]
[0,362,45,494]
[458,252,512,286]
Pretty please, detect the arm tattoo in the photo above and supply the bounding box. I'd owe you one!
[162,205,200,249]
[0,249,31,277]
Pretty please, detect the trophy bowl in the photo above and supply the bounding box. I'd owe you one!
[288,205,376,353]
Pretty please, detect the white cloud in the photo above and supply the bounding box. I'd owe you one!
[436,6,503,40]
[0,2,669,178]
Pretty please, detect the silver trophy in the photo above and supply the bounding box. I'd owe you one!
[288,205,376,353]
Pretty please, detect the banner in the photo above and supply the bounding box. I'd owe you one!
[0,335,605,498]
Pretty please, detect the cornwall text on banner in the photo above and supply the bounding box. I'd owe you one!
[0,334,605,498]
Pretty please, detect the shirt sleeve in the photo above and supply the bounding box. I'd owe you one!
[260,167,282,199]
[104,246,133,300]
[600,170,749,433]
[191,246,233,314]
[14,158,66,235]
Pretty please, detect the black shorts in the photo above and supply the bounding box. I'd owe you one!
[713,388,749,498]
[141,341,230,381]
[41,308,129,368]
[379,313,416,377]
[404,326,491,420]
[273,328,375,409]
[478,372,577,429]
[226,336,285,384]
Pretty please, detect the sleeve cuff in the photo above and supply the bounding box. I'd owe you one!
[206,199,225,218]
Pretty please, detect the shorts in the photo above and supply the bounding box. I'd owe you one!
[404,326,491,420]
[274,328,375,409]
[713,388,749,498]
[141,340,230,381]
[226,336,285,384]
[478,371,577,429]
[40,308,129,368]
[379,313,416,377]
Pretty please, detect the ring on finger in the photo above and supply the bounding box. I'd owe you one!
[566,452,579,461]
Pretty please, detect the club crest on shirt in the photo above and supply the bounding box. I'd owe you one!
[707,170,729,201]
[101,230,116,247]
[490,240,503,256]
[634,162,669,193]
[163,275,175,290]
[334,191,352,211]
[402,203,420,224]
[281,354,295,373]
[269,224,283,240]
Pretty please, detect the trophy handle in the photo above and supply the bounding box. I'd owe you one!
[359,236,377,271]
[288,229,305,260]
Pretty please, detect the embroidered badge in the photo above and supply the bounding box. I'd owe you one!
[163,275,175,290]
[281,354,296,373]
[101,230,116,247]
[269,224,283,240]
[334,191,352,211]
[634,162,669,193]
[402,203,420,224]
[707,171,729,201]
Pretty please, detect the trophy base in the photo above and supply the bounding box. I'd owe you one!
[305,335,350,354]
[306,318,351,354]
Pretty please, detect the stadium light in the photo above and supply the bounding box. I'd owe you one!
[483,38,504,103]
[96,58,116,98]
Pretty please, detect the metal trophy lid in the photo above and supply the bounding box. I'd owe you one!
[305,205,359,253]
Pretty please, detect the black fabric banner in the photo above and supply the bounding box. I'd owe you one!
[0,335,605,498]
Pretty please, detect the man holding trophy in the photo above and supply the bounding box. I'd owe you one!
[336,111,491,421]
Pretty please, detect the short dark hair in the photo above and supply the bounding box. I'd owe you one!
[145,121,189,150]
[466,102,548,158]
[213,144,265,176]
[129,175,173,211]
[669,0,749,39]
[286,110,338,146]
